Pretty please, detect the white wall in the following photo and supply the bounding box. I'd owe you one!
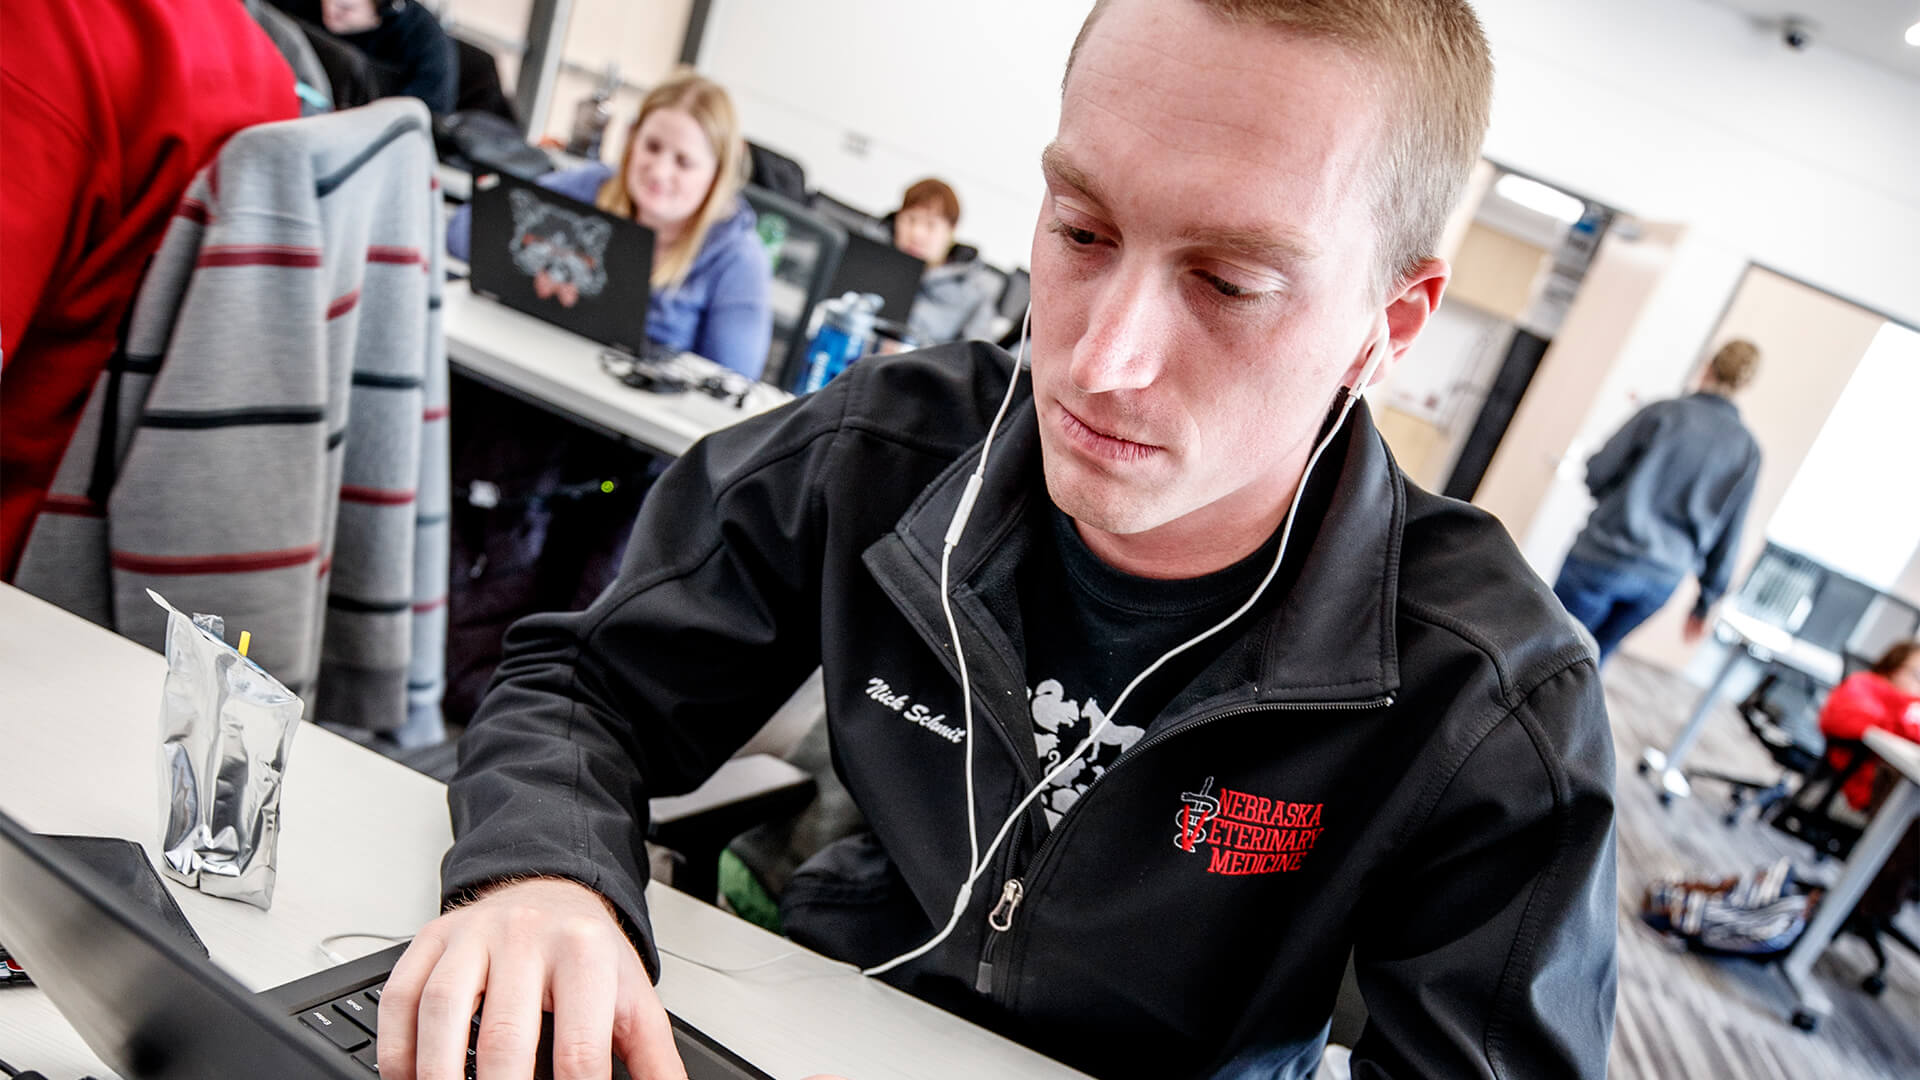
[1473,0,1920,328]
[1513,230,1751,578]
[697,0,1920,321]
[699,0,1087,270]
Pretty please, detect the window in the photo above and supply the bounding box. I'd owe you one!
[1768,321,1920,587]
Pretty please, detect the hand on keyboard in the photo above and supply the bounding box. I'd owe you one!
[377,877,684,1079]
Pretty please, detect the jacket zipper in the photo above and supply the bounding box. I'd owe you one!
[973,694,1393,998]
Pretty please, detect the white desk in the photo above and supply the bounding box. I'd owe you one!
[1638,608,1846,802]
[1778,725,1920,1030]
[0,584,1085,1079]
[441,280,792,458]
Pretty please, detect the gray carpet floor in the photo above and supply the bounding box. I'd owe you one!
[1606,655,1920,1079]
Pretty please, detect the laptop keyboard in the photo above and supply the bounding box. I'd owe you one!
[294,982,391,1074]
[295,979,757,1079]
[296,982,526,1078]
[299,980,779,1076]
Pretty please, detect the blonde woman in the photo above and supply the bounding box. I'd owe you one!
[450,69,772,376]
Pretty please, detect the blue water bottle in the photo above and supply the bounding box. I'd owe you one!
[795,292,882,394]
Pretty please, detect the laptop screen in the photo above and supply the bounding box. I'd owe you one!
[827,232,926,323]
[468,172,659,357]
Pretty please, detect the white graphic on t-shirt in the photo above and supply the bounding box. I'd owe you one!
[1029,678,1147,828]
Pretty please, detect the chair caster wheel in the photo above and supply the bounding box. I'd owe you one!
[1658,792,1674,807]
[1723,812,1740,827]
[1636,759,1651,775]
[1863,974,1887,997]
[1790,1008,1819,1032]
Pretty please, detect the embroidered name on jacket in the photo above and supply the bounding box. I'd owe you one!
[1175,777,1325,876]
[866,677,963,744]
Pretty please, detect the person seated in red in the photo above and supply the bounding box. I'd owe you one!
[0,0,298,581]
[1819,641,1920,811]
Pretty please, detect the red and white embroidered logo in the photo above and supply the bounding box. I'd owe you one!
[1174,777,1325,876]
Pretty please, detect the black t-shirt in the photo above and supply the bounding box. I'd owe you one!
[1017,506,1283,829]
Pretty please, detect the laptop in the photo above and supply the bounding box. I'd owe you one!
[826,232,927,322]
[467,171,673,361]
[0,809,771,1079]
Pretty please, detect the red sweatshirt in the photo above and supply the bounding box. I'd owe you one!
[1818,671,1920,811]
[1,0,297,579]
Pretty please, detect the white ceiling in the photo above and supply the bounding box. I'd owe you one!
[1699,0,1920,81]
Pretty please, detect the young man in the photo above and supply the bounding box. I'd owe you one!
[1555,339,1763,662]
[382,2,1618,1077]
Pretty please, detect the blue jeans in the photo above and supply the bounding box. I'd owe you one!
[1553,554,1679,663]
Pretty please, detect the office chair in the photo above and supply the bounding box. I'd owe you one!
[1761,740,1872,878]
[1685,667,1827,826]
[742,185,847,388]
[450,36,519,127]
[746,142,809,202]
[809,191,894,245]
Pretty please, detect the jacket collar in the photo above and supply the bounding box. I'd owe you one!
[872,385,1404,705]
[1690,389,1740,414]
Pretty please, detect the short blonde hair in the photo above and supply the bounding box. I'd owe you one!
[1065,0,1493,296]
[1707,339,1761,392]
[598,68,748,290]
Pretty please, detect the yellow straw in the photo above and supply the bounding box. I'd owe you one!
[238,631,252,658]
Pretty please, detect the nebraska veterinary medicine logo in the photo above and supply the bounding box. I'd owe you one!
[1175,777,1324,876]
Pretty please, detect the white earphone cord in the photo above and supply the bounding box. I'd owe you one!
[862,315,1391,978]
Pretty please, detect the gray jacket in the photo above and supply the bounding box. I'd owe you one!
[906,257,999,345]
[16,99,448,738]
[1569,391,1761,616]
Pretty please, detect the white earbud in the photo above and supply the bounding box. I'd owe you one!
[862,308,1389,978]
[1347,316,1393,400]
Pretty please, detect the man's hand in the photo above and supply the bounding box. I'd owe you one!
[377,877,686,1080]
[1683,613,1709,644]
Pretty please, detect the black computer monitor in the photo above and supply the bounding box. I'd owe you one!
[1799,572,1882,656]
[826,232,926,322]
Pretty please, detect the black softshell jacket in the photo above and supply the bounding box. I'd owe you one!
[444,343,1618,1079]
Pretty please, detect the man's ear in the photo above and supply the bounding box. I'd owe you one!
[1345,258,1450,391]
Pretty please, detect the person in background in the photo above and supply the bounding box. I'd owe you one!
[449,69,773,379]
[286,0,457,114]
[1819,640,1920,948]
[1820,640,1920,813]
[0,0,298,581]
[1554,339,1763,661]
[894,178,1001,346]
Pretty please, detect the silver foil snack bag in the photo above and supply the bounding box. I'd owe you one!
[150,589,303,909]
